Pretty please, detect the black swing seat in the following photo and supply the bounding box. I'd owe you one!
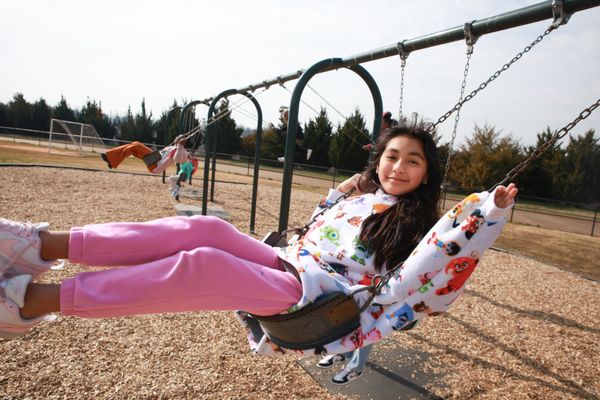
[248,292,361,350]
[243,231,363,351]
[143,150,162,167]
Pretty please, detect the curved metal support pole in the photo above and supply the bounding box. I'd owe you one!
[203,89,237,215]
[278,58,383,233]
[203,90,263,233]
[240,92,263,234]
[348,63,384,147]
[179,100,209,135]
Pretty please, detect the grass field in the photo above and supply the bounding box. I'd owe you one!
[1,139,598,281]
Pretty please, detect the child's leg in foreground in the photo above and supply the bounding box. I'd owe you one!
[22,246,302,320]
[67,215,279,269]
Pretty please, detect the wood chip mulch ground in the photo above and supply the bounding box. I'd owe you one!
[1,167,598,400]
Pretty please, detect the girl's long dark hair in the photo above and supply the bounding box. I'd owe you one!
[357,127,442,272]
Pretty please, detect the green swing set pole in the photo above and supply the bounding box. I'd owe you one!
[209,93,263,211]
[278,58,383,233]
[203,89,237,215]
[203,90,264,234]
[242,92,263,234]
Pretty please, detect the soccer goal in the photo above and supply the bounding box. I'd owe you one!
[48,119,106,154]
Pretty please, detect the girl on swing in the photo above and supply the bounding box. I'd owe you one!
[0,126,517,378]
[100,134,189,174]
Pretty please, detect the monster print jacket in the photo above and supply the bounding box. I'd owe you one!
[237,188,512,357]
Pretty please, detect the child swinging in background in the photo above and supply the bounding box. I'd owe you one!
[168,154,198,201]
[101,135,189,174]
[362,111,398,152]
[0,126,517,369]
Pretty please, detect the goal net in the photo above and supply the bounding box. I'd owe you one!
[49,119,106,154]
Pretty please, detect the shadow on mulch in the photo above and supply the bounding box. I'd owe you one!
[298,341,445,400]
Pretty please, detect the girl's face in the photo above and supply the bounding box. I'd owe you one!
[377,135,428,196]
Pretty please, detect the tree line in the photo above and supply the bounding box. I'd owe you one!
[1,93,598,204]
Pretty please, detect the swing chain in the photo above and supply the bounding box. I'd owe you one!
[441,32,476,190]
[430,25,557,131]
[397,41,410,118]
[495,98,600,188]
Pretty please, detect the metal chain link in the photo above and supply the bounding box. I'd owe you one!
[441,47,474,189]
[429,26,556,132]
[494,98,600,189]
[398,57,406,118]
[397,42,409,119]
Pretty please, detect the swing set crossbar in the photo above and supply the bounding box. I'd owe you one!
[192,0,599,106]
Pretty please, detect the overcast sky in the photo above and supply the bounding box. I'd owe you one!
[2,0,599,147]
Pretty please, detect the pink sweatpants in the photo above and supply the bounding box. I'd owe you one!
[60,216,303,318]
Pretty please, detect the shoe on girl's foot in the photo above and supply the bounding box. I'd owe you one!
[317,354,345,369]
[171,185,181,198]
[0,274,56,340]
[331,368,363,385]
[101,153,113,169]
[400,320,419,331]
[0,218,64,279]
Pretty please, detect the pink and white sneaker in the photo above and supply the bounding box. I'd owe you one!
[0,218,64,279]
[0,274,56,340]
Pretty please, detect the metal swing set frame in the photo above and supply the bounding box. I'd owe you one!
[186,0,600,351]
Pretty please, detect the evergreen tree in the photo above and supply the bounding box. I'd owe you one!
[328,109,370,171]
[562,130,599,203]
[51,96,76,122]
[134,99,154,144]
[99,114,118,141]
[116,107,137,141]
[79,99,104,133]
[7,93,32,128]
[517,128,561,199]
[31,98,52,131]
[207,99,242,155]
[0,102,8,127]
[303,108,333,167]
[154,101,183,147]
